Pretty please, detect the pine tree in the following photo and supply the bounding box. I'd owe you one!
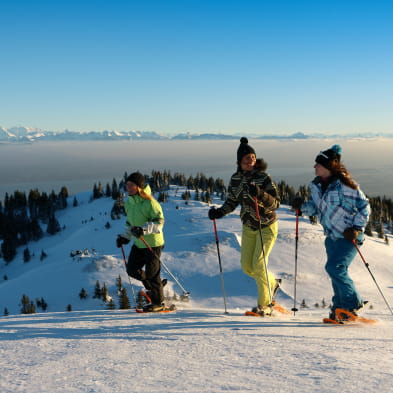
[40,250,48,261]
[47,214,61,235]
[107,299,116,310]
[4,307,9,316]
[23,247,31,263]
[66,304,72,312]
[20,294,36,314]
[93,280,102,299]
[79,288,88,299]
[40,297,48,311]
[101,283,109,302]
[1,236,17,264]
[116,275,123,292]
[119,288,131,309]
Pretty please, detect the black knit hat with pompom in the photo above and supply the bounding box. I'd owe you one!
[237,137,256,163]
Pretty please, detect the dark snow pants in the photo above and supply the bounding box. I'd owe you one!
[127,244,164,305]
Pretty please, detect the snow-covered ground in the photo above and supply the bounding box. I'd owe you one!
[1,186,393,393]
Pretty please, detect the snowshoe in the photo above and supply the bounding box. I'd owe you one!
[323,308,377,325]
[245,305,273,317]
[137,303,176,313]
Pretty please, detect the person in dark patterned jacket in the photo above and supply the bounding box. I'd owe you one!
[208,137,280,316]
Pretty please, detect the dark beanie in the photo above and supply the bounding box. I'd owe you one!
[237,137,256,163]
[315,145,342,169]
[127,172,145,188]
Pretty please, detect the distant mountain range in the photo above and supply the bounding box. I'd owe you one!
[0,126,391,142]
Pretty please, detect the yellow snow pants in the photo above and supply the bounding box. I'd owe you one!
[240,221,278,307]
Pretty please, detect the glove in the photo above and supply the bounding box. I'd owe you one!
[208,207,225,220]
[131,226,144,238]
[292,196,303,211]
[116,235,130,248]
[248,183,261,198]
[343,227,361,241]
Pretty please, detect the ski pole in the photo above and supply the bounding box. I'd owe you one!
[212,219,229,314]
[352,240,393,316]
[120,244,137,307]
[253,197,273,305]
[139,236,191,298]
[291,209,299,316]
[160,259,190,297]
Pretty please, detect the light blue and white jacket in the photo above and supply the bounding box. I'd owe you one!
[301,177,370,240]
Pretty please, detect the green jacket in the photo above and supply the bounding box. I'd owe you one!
[220,165,280,230]
[122,185,165,248]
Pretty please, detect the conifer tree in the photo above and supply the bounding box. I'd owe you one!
[101,283,109,302]
[116,275,123,292]
[119,288,131,309]
[93,281,102,299]
[107,299,116,310]
[1,236,17,264]
[23,247,31,263]
[47,214,61,235]
[4,307,9,316]
[79,288,88,299]
[20,294,36,314]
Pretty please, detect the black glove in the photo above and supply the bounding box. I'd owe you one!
[248,183,261,198]
[292,196,303,211]
[343,227,361,241]
[208,207,225,220]
[116,235,130,248]
[131,226,144,238]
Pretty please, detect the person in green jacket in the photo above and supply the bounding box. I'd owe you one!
[116,172,165,312]
[208,138,281,316]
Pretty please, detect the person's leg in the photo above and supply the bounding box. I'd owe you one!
[325,237,362,311]
[144,246,164,305]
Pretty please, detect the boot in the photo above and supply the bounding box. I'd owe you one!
[251,305,273,316]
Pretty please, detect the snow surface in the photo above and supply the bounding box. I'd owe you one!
[1,186,393,393]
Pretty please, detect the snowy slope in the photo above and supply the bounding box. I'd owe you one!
[1,186,393,393]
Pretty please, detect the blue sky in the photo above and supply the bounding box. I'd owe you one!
[0,0,392,135]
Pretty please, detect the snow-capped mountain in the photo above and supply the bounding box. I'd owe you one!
[2,126,391,142]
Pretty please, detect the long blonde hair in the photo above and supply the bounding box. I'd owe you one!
[138,187,154,201]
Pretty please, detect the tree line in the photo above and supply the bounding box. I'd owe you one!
[2,170,392,265]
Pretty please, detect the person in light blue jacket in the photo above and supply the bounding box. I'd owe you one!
[294,145,370,322]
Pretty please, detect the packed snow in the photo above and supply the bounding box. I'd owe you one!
[1,186,393,393]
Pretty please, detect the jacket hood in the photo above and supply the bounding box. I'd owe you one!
[127,184,152,204]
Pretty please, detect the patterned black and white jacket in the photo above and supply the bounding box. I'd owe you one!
[218,160,280,230]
